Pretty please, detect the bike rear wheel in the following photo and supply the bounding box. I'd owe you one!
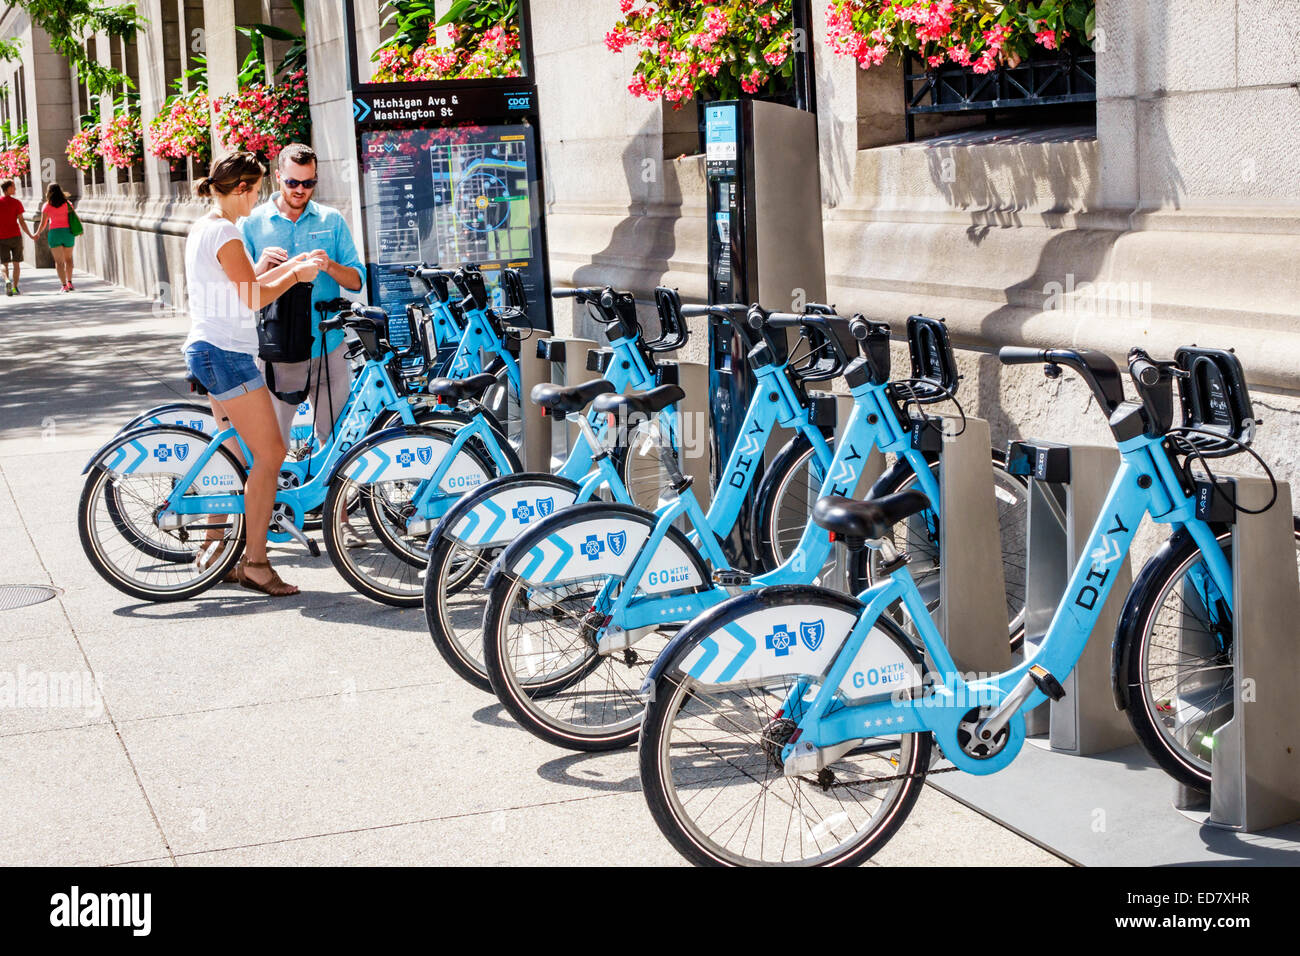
[78,457,246,603]
[322,430,505,606]
[483,569,665,751]
[1120,519,1300,791]
[640,614,931,866]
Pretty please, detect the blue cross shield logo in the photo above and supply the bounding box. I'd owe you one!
[537,497,554,517]
[512,500,535,524]
[766,625,795,657]
[152,445,172,463]
[396,449,415,468]
[799,620,824,652]
[417,446,433,466]
[174,443,190,462]
[607,531,627,556]
[581,534,605,560]
[189,419,204,431]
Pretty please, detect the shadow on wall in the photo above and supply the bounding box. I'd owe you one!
[564,112,684,341]
[922,126,1096,241]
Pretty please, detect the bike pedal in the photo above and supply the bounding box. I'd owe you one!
[307,539,321,558]
[1028,663,1065,702]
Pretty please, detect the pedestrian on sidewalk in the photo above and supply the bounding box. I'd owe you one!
[33,183,78,292]
[184,151,326,597]
[240,142,369,547]
[0,178,37,296]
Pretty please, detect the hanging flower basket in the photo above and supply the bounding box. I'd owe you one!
[101,110,144,169]
[0,144,28,180]
[67,124,102,172]
[606,1,797,107]
[825,0,1095,73]
[213,70,310,163]
[148,91,213,168]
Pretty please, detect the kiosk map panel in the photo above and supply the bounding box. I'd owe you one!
[360,122,546,332]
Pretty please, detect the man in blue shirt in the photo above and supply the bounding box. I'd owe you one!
[241,143,365,450]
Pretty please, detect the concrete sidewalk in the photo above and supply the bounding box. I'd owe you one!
[0,267,1066,866]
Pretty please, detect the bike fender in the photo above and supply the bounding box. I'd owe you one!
[333,427,491,492]
[118,405,216,437]
[82,425,231,482]
[430,473,581,549]
[484,502,710,595]
[643,585,920,703]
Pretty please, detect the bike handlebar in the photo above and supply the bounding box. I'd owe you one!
[998,346,1127,415]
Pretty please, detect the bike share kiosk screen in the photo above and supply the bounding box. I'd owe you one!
[705,98,827,567]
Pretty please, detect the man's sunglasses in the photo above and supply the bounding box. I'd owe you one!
[283,178,317,189]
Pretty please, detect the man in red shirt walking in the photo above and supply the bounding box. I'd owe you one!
[0,179,36,296]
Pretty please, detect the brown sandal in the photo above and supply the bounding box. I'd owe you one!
[237,558,300,597]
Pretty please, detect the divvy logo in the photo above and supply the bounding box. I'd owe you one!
[50,886,151,936]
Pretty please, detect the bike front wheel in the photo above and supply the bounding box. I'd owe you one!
[640,614,932,866]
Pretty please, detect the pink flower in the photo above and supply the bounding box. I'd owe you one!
[1034,29,1058,50]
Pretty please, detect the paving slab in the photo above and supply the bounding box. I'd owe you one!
[0,723,170,866]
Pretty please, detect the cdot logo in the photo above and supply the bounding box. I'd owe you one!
[506,94,531,110]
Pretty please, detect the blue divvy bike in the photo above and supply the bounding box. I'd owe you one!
[421,285,689,688]
[477,307,1027,752]
[637,343,1298,866]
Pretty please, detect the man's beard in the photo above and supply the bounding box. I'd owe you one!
[281,191,311,211]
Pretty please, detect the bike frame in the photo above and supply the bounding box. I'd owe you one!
[157,354,418,536]
[781,428,1233,776]
[579,356,868,632]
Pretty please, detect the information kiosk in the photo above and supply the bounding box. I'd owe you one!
[344,0,553,337]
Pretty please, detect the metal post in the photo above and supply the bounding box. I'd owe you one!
[938,416,1011,674]
[518,337,552,472]
[1205,477,1300,831]
[674,361,713,513]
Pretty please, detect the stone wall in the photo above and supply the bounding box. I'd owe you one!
[6,1,1298,490]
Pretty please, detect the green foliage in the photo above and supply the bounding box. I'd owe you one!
[4,1,143,95]
[0,37,22,62]
[236,5,308,87]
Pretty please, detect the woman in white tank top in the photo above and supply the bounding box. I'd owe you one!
[184,152,326,597]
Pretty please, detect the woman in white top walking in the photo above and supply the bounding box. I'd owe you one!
[184,152,325,597]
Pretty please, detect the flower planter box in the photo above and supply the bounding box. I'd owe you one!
[903,44,1095,140]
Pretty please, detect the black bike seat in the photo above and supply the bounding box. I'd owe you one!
[530,379,614,415]
[812,492,931,540]
[427,372,498,402]
[591,384,684,417]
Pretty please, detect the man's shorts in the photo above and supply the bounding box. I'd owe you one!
[185,341,266,402]
[0,236,22,263]
[47,228,75,249]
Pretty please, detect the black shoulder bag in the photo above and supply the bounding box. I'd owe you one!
[257,281,316,404]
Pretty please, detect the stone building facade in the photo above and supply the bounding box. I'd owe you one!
[2,1,1298,487]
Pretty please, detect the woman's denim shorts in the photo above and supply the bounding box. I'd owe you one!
[185,341,265,402]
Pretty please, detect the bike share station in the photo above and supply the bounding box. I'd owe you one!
[928,394,1300,865]
[334,3,1300,866]
[701,93,1300,865]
